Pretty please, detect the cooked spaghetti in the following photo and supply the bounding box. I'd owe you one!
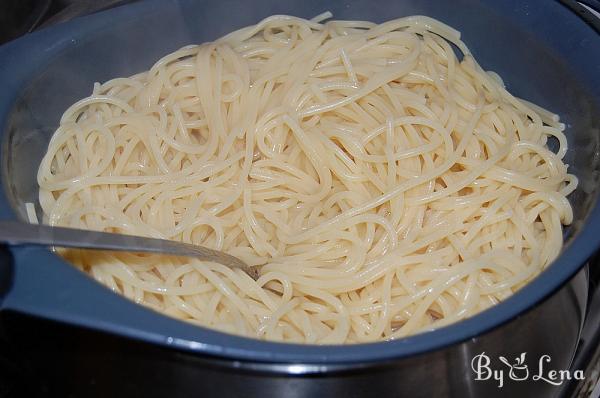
[35,14,577,343]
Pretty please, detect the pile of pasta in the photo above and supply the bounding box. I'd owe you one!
[36,14,576,343]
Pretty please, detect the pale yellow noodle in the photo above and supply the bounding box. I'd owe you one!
[35,14,577,344]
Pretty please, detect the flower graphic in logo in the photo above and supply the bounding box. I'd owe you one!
[499,352,529,381]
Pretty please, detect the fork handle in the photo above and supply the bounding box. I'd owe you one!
[0,220,257,279]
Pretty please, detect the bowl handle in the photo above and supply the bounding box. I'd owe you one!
[0,246,181,348]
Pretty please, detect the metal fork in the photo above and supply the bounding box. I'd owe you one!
[0,220,258,280]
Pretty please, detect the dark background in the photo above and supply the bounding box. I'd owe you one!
[0,0,136,46]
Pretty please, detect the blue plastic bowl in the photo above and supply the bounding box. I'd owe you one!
[0,0,599,365]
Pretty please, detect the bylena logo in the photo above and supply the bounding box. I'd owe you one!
[471,352,585,388]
